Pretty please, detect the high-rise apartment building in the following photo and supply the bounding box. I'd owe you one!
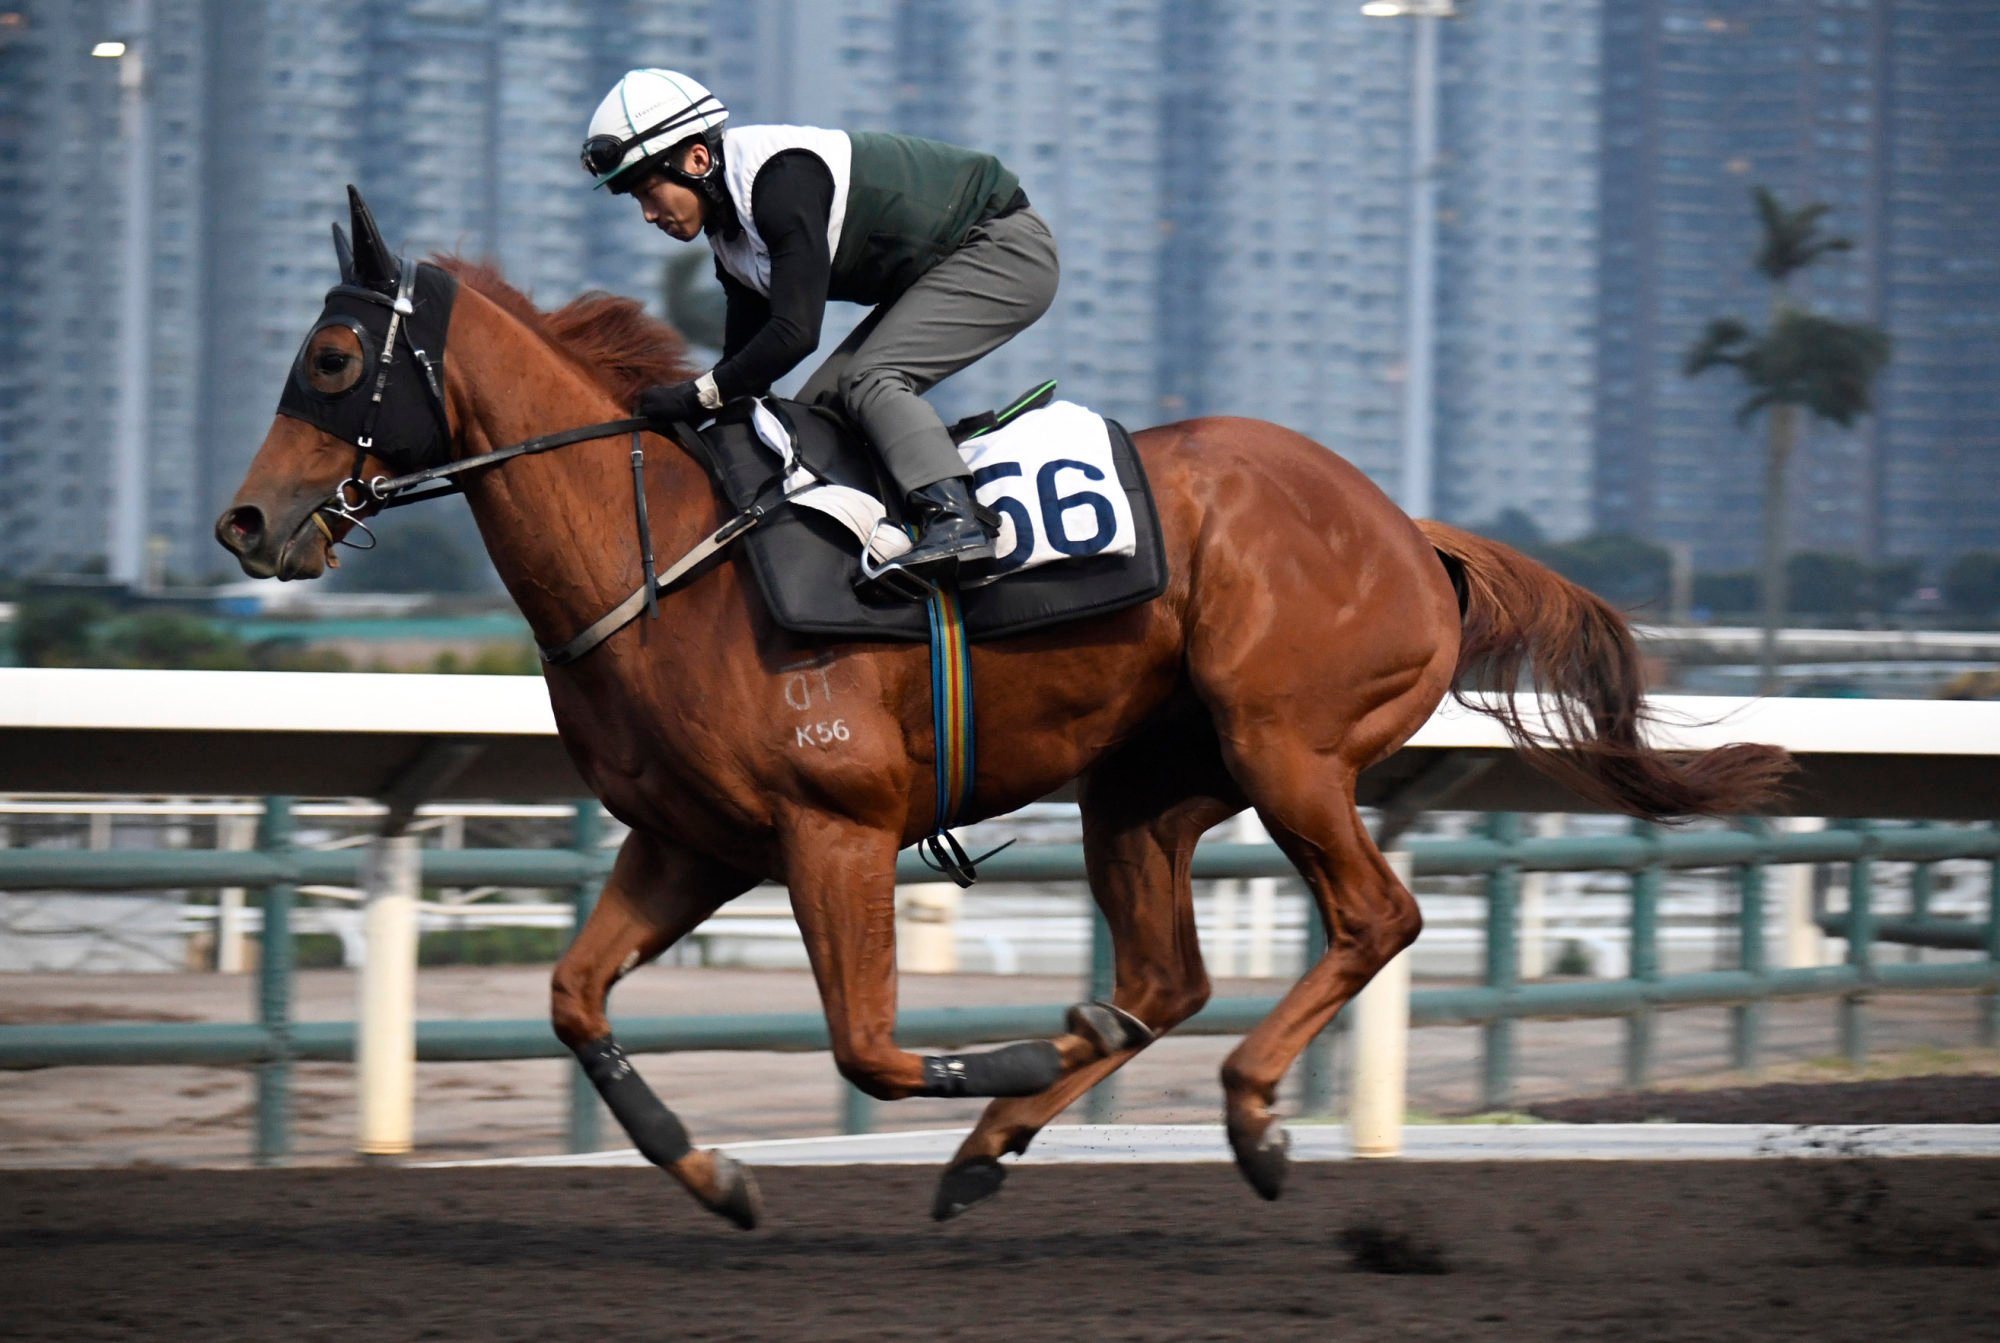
[197,3,367,567]
[1875,2,2000,565]
[919,2,1166,430]
[0,2,152,576]
[8,1,1992,583]
[3,0,717,582]
[1436,1,1602,540]
[1153,1,1606,529]
[1,1,1462,577]
[1592,0,2000,572]
[1155,2,1415,489]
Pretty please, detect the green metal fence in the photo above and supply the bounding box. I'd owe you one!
[2,800,1995,1163]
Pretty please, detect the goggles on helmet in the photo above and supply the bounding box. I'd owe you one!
[579,94,724,185]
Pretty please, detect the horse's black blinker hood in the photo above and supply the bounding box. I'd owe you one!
[276,186,458,473]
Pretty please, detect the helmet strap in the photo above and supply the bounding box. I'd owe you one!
[672,138,736,234]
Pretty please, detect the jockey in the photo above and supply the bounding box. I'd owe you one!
[582,69,1060,586]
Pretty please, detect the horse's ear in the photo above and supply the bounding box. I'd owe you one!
[331,222,355,284]
[346,184,399,289]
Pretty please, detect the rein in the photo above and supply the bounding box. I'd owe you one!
[324,410,779,667]
[356,414,781,666]
[356,415,651,512]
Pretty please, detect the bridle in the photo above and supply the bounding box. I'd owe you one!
[310,257,548,548]
[303,255,772,666]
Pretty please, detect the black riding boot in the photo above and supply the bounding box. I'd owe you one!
[908,477,999,564]
[863,477,997,592]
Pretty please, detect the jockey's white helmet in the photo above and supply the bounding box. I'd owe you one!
[580,69,729,190]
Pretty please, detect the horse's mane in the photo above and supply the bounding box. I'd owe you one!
[433,256,694,407]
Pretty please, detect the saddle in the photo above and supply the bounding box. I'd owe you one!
[674,391,1169,643]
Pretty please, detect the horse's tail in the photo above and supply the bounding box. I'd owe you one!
[1417,520,1793,819]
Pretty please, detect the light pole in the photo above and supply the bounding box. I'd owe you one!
[98,5,153,588]
[1362,0,1458,521]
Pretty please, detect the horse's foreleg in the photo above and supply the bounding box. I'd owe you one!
[551,830,760,1228]
[935,723,1243,1220]
[783,818,1085,1105]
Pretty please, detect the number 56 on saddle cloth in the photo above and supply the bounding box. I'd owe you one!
[682,395,1169,644]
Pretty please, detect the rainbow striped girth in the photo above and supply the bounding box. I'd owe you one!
[925,580,975,830]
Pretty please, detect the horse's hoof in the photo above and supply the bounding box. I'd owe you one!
[933,1156,1007,1221]
[1065,1000,1155,1056]
[704,1151,762,1230]
[1229,1119,1291,1202]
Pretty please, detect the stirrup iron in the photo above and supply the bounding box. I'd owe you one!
[854,543,940,601]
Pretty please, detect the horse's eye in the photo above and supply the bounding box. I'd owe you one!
[306,327,366,394]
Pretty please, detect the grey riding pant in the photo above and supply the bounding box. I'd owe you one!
[797,206,1059,495]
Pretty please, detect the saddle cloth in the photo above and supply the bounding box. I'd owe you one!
[680,396,1169,643]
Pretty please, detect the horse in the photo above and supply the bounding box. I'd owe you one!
[217,191,1791,1229]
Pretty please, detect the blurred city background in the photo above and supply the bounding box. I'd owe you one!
[1,0,1997,693]
[4,3,2000,1172]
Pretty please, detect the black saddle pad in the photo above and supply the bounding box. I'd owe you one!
[678,397,1168,643]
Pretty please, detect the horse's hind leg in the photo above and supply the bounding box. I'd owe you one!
[782,818,1095,1104]
[1214,753,1420,1201]
[551,830,760,1227]
[935,719,1244,1220]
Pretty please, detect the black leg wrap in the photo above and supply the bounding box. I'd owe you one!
[577,1035,692,1168]
[919,1040,1064,1098]
[1065,1000,1157,1056]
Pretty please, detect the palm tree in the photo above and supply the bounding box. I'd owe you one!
[1685,187,1891,694]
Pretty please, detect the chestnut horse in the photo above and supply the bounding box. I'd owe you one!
[218,197,1789,1229]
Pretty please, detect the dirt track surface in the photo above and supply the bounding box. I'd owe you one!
[5,1162,1999,1341]
[1531,1074,2000,1124]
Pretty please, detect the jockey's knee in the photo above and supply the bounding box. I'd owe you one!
[837,362,917,417]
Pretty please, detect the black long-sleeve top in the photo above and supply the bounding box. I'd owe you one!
[708,150,837,401]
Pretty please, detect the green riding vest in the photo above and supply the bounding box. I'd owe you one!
[829,132,1023,305]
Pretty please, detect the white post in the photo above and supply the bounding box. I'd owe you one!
[896,882,960,975]
[216,812,255,974]
[1237,812,1278,978]
[1211,877,1239,977]
[163,796,192,853]
[357,834,420,1159]
[1247,878,1278,979]
[440,814,464,907]
[1350,850,1415,1157]
[1782,816,1828,970]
